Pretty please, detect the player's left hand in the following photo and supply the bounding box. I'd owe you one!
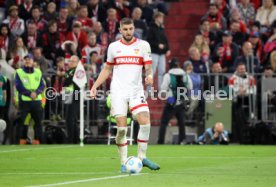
[145,75,153,86]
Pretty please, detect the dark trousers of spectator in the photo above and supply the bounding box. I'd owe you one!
[0,105,9,144]
[19,101,43,142]
[158,104,186,144]
[65,99,79,144]
[233,96,250,143]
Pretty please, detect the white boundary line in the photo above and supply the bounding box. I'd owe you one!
[0,146,75,153]
[1,172,117,175]
[26,173,146,187]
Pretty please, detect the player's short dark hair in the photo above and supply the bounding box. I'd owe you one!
[120,18,134,26]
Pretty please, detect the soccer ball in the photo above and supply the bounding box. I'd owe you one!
[125,156,143,174]
[0,119,6,132]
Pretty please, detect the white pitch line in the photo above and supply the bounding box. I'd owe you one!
[1,172,117,175]
[26,173,146,187]
[0,146,75,153]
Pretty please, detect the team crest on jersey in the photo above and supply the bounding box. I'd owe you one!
[134,49,140,55]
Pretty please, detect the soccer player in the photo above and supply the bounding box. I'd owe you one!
[90,18,160,172]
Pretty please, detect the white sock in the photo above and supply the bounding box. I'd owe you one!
[137,124,150,160]
[115,127,128,165]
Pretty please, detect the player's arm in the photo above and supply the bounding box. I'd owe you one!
[143,41,153,86]
[144,64,153,86]
[90,64,113,98]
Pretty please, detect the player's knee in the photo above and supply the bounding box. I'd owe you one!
[136,112,150,125]
[116,116,127,127]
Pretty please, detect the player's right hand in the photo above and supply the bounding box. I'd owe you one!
[90,87,97,99]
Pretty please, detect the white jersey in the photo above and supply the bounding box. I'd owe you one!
[106,38,152,93]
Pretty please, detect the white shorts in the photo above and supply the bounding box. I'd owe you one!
[110,91,149,117]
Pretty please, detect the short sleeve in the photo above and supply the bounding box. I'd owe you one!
[142,42,152,65]
[106,44,114,65]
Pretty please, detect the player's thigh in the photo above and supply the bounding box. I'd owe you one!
[111,94,128,120]
[129,94,150,124]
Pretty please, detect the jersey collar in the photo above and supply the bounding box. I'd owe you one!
[120,37,137,46]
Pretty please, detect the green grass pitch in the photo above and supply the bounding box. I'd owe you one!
[0,145,276,187]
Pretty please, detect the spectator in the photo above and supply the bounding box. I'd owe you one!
[15,53,45,144]
[237,0,256,27]
[42,20,65,61]
[251,20,261,33]
[43,2,58,21]
[26,5,48,33]
[102,8,120,43]
[183,60,201,117]
[66,20,88,53]
[215,0,230,21]
[270,50,276,71]
[21,21,42,51]
[63,55,80,144]
[8,37,28,69]
[0,67,7,119]
[198,19,217,52]
[230,8,247,34]
[158,58,192,144]
[197,122,229,145]
[81,32,104,64]
[87,0,107,23]
[111,0,130,21]
[147,11,170,90]
[61,40,78,68]
[188,47,207,73]
[202,3,227,32]
[67,0,80,17]
[248,31,263,62]
[86,51,102,79]
[0,24,15,59]
[93,21,109,51]
[132,7,148,40]
[77,5,94,33]
[133,0,154,26]
[256,0,276,33]
[3,5,25,36]
[32,47,51,75]
[57,7,74,37]
[18,0,33,21]
[264,22,276,55]
[213,30,240,73]
[53,56,65,93]
[234,41,260,74]
[228,63,256,142]
[229,21,247,47]
[204,62,229,93]
[190,34,210,62]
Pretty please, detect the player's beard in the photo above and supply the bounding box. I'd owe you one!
[123,35,133,42]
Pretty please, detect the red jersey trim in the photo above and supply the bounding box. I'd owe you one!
[144,60,152,65]
[130,103,148,112]
[106,61,114,65]
[120,37,137,46]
